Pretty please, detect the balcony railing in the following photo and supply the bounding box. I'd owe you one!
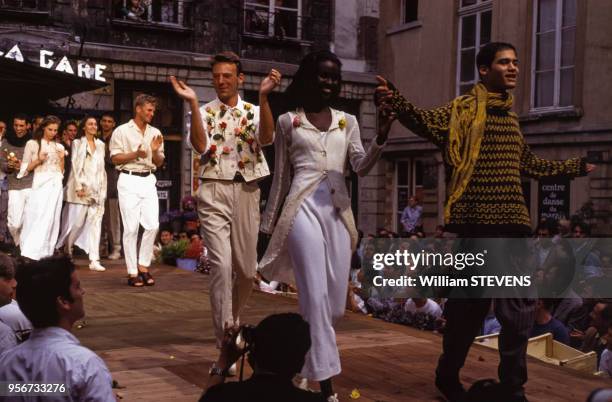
[243,7,313,42]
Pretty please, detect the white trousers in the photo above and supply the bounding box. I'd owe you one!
[117,173,159,276]
[7,188,31,246]
[57,202,104,262]
[287,181,351,381]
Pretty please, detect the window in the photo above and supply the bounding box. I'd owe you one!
[115,0,194,27]
[0,0,47,10]
[244,0,303,40]
[532,0,576,109]
[456,0,492,95]
[402,0,418,24]
[394,159,437,233]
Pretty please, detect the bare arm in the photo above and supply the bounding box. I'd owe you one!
[257,69,281,145]
[170,76,207,153]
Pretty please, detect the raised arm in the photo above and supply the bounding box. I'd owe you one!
[257,69,281,146]
[170,76,207,154]
[376,76,451,148]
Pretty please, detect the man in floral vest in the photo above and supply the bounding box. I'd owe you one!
[170,52,280,351]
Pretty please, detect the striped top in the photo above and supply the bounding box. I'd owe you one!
[390,92,586,235]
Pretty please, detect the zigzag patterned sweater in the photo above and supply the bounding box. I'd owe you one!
[390,93,587,235]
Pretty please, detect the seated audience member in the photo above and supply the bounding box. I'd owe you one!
[578,301,611,354]
[199,313,324,402]
[0,298,32,343]
[153,227,175,260]
[598,323,612,377]
[0,256,115,401]
[404,297,442,320]
[531,299,570,345]
[0,253,17,353]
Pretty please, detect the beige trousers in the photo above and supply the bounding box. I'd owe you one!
[197,180,260,344]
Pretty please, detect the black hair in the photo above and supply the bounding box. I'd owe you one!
[0,253,15,280]
[251,313,311,377]
[284,50,343,110]
[476,42,517,75]
[12,113,29,124]
[573,221,591,236]
[100,112,116,121]
[16,256,75,328]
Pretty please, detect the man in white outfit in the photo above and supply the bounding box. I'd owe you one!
[110,94,164,287]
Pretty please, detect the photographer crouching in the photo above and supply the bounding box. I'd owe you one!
[199,313,325,402]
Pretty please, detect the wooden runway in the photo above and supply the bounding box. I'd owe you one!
[73,259,609,402]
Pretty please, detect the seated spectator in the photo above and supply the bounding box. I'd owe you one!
[0,299,32,343]
[0,256,115,401]
[598,322,612,377]
[153,227,175,260]
[0,253,17,354]
[531,299,570,344]
[404,297,442,319]
[199,313,324,402]
[572,222,603,280]
[578,301,612,355]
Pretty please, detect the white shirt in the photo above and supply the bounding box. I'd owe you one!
[0,327,115,402]
[404,298,443,319]
[109,119,164,172]
[0,300,32,342]
[0,320,17,355]
[599,349,612,377]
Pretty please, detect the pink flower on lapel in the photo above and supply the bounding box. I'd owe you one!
[292,115,301,128]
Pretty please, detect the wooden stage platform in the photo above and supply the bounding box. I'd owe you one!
[73,259,609,402]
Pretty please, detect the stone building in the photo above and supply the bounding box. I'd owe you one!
[378,0,612,235]
[0,0,388,235]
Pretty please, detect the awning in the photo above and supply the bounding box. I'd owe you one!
[0,56,108,101]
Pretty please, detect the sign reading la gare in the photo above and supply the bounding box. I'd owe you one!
[1,44,107,82]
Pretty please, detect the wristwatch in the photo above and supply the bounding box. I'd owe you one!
[208,362,227,377]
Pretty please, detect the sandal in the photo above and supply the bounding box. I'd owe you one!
[127,275,144,287]
[139,271,155,286]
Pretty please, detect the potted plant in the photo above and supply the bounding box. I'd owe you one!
[160,239,188,267]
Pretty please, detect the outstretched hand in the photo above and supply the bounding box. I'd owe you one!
[170,76,198,103]
[586,163,596,173]
[151,135,164,153]
[375,75,394,107]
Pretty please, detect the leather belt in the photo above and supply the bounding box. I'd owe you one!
[121,170,152,177]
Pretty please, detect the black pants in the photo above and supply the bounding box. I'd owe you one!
[436,297,536,396]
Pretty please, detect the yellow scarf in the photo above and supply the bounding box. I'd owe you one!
[444,83,513,223]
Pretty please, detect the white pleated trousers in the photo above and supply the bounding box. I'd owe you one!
[57,202,104,262]
[287,181,351,381]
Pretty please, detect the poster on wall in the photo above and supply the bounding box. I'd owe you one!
[538,177,570,221]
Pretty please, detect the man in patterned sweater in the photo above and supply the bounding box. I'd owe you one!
[376,42,595,402]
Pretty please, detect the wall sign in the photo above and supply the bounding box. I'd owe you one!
[538,177,570,221]
[0,44,107,82]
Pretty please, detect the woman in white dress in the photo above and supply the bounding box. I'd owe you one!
[19,116,65,260]
[259,51,395,400]
[57,116,107,271]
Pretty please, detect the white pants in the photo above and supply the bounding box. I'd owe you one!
[117,173,159,276]
[7,188,31,246]
[57,202,104,262]
[287,181,351,381]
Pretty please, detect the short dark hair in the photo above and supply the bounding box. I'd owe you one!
[16,256,75,328]
[251,313,311,377]
[31,115,43,124]
[0,253,15,280]
[211,51,242,75]
[476,42,517,75]
[13,114,29,124]
[62,119,78,131]
[573,221,591,236]
[134,94,157,110]
[100,112,116,121]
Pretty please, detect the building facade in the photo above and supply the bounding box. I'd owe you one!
[0,0,388,235]
[378,0,612,235]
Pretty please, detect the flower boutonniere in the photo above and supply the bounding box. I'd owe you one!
[338,117,347,130]
[292,115,301,128]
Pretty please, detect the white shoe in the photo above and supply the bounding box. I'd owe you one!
[108,247,121,260]
[89,261,106,272]
[293,374,309,391]
[326,394,339,402]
